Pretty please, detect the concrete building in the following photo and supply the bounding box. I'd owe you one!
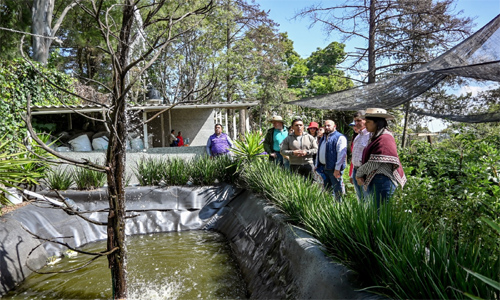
[31,101,259,149]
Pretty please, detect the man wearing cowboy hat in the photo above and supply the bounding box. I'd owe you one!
[263,115,288,166]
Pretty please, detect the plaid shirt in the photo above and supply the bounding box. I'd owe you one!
[352,128,370,167]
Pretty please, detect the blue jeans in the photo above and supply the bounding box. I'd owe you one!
[270,152,284,167]
[351,168,367,201]
[317,165,344,200]
[366,174,396,209]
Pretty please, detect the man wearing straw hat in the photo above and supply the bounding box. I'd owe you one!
[263,116,288,166]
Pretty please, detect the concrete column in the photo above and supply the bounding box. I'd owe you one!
[161,112,165,147]
[239,109,246,137]
[245,109,250,132]
[232,110,237,139]
[143,111,148,149]
[224,109,228,133]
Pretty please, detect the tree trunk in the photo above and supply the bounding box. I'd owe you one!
[32,0,54,65]
[367,0,376,83]
[401,100,410,148]
[104,1,136,298]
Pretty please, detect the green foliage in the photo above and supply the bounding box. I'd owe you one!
[73,161,106,190]
[240,159,499,299]
[45,167,74,191]
[397,134,500,251]
[0,59,80,147]
[229,131,267,172]
[287,41,354,98]
[0,136,43,205]
[163,158,191,186]
[133,155,235,187]
[134,157,168,186]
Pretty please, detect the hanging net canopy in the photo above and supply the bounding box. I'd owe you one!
[290,14,500,123]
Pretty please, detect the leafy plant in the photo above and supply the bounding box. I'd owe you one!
[73,160,106,190]
[163,158,190,186]
[134,156,168,186]
[45,167,74,190]
[229,131,267,172]
[0,136,42,205]
[0,59,80,149]
[190,156,219,185]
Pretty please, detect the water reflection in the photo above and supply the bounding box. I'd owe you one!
[5,231,248,299]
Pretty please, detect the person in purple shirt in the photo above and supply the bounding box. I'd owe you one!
[206,124,233,157]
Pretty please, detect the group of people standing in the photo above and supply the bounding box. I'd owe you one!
[263,108,406,206]
[169,130,185,147]
[203,107,406,206]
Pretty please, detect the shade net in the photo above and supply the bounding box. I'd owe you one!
[290,14,500,123]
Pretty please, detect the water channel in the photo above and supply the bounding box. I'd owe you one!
[4,231,248,299]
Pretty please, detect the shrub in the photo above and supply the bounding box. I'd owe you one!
[134,156,168,186]
[45,167,74,190]
[0,59,80,149]
[73,161,106,190]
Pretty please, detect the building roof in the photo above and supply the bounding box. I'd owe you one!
[30,101,259,115]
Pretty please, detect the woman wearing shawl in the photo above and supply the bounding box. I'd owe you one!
[355,108,406,207]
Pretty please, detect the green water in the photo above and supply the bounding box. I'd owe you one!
[5,231,248,299]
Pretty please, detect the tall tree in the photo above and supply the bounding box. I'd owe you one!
[22,1,214,298]
[295,0,473,83]
[31,0,79,65]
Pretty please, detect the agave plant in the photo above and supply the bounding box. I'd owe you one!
[230,131,267,172]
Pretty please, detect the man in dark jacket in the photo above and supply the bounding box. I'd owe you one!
[315,120,347,200]
[263,116,288,166]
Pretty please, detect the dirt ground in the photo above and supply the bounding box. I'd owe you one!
[0,202,30,216]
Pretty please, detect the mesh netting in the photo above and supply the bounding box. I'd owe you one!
[290,14,500,123]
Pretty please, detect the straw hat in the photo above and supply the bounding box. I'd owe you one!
[270,116,284,123]
[364,108,395,120]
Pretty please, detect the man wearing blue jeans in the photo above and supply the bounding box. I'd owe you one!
[315,120,347,200]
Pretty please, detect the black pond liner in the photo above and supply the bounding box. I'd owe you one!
[0,185,380,299]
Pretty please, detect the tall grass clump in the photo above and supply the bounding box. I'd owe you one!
[190,155,219,185]
[45,167,74,190]
[241,160,326,223]
[73,161,106,190]
[241,159,500,299]
[163,157,190,185]
[134,156,168,186]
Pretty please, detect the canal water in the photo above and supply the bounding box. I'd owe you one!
[4,231,248,299]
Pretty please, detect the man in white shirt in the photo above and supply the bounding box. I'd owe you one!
[350,110,371,200]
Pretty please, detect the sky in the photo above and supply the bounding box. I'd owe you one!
[255,0,500,58]
[253,0,500,131]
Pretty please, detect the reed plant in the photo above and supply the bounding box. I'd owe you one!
[213,155,237,184]
[73,161,106,190]
[45,167,74,190]
[190,155,219,185]
[240,159,500,299]
[163,157,191,185]
[134,156,168,186]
